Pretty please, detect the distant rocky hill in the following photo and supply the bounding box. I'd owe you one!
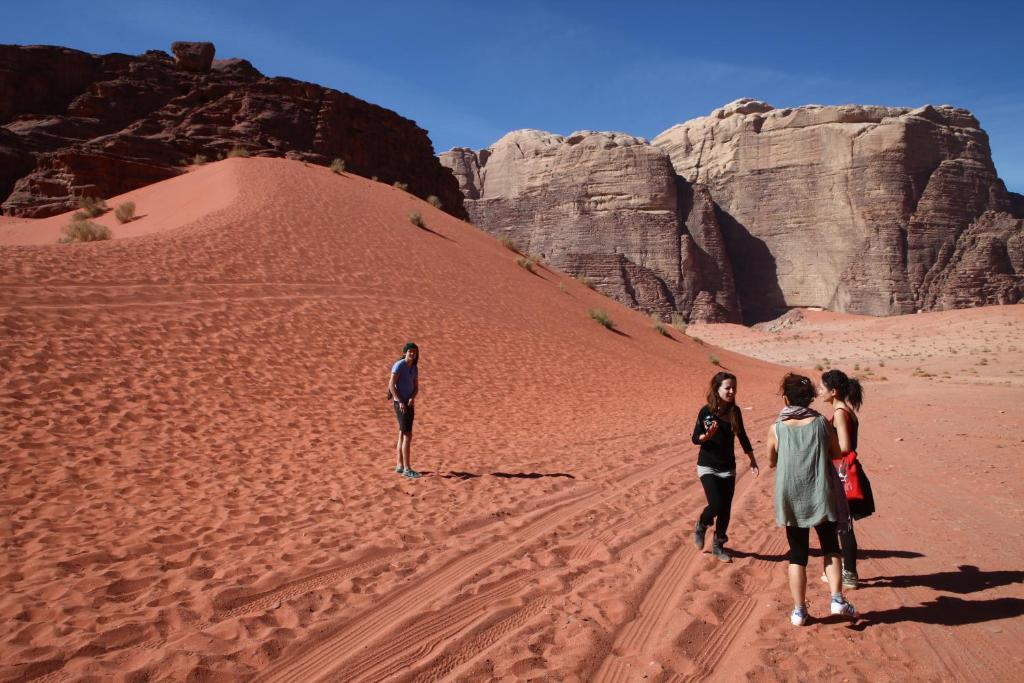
[0,42,465,219]
[442,99,1022,322]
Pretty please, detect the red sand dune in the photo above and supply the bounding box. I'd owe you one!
[1,157,1021,681]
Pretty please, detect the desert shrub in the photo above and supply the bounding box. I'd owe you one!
[589,308,613,329]
[394,181,409,191]
[77,196,107,218]
[408,211,425,228]
[814,363,824,371]
[559,283,567,293]
[193,153,208,165]
[671,312,687,332]
[372,175,379,182]
[499,235,517,251]
[709,354,721,366]
[426,195,442,209]
[330,158,346,174]
[227,146,250,158]
[516,255,537,272]
[692,336,704,345]
[652,315,668,336]
[575,274,595,290]
[114,201,136,224]
[60,219,111,243]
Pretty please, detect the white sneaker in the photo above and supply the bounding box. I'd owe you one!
[830,597,857,619]
[790,605,808,626]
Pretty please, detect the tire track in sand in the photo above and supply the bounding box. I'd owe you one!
[255,447,684,683]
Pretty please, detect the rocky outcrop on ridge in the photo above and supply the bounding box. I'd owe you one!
[441,130,740,322]
[444,99,1021,322]
[653,98,1022,319]
[0,42,465,218]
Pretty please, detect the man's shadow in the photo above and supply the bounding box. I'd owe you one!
[850,595,1024,630]
[440,471,575,480]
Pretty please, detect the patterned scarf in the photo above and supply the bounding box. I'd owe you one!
[777,405,819,421]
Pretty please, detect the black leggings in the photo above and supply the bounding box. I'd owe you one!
[839,524,858,574]
[785,521,841,566]
[698,474,735,542]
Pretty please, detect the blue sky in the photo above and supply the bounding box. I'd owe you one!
[5,0,1023,192]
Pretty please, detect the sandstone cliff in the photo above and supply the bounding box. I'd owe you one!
[444,99,1021,322]
[0,43,465,218]
[653,98,1021,319]
[440,130,740,322]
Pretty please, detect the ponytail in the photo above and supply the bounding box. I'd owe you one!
[846,378,864,411]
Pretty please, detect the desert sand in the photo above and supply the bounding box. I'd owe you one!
[2,158,1021,681]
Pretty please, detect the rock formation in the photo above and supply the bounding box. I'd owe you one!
[444,99,1021,322]
[0,43,465,218]
[653,98,1022,320]
[440,130,740,322]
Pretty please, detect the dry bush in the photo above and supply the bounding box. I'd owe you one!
[330,158,346,174]
[60,219,111,243]
[671,312,687,332]
[393,181,409,191]
[77,196,107,218]
[589,308,613,329]
[409,211,425,228]
[227,146,250,158]
[426,195,442,209]
[652,314,668,336]
[710,354,721,366]
[114,201,136,224]
[499,235,517,251]
[516,255,537,272]
[193,153,208,165]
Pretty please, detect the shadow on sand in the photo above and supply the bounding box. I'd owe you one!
[850,595,1024,630]
[863,564,1023,594]
[441,471,575,480]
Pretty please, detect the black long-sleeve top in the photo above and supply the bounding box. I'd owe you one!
[691,405,753,471]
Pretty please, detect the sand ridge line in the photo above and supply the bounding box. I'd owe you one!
[255,444,688,682]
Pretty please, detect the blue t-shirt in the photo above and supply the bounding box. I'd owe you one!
[391,359,418,402]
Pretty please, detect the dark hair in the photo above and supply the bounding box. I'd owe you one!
[821,369,863,411]
[401,341,419,367]
[706,371,740,432]
[780,372,816,407]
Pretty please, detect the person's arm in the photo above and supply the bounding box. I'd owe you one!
[833,409,853,453]
[826,421,842,460]
[736,409,758,477]
[692,408,719,445]
[388,371,401,404]
[767,423,779,468]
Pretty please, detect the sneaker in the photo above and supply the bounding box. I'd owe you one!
[403,468,421,479]
[395,465,406,474]
[830,597,857,619]
[711,540,731,563]
[694,522,709,550]
[841,570,859,589]
[790,605,807,626]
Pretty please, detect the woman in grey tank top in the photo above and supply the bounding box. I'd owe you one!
[767,373,856,626]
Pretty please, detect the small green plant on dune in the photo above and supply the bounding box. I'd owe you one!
[114,201,136,224]
[227,146,250,158]
[408,211,425,228]
[589,308,613,329]
[393,181,409,191]
[77,195,107,218]
[330,158,346,174]
[427,195,443,209]
[193,153,208,166]
[709,354,721,366]
[516,255,537,272]
[59,218,111,244]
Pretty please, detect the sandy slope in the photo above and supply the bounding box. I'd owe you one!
[1,158,1021,681]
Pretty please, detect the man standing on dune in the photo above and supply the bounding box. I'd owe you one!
[388,342,420,478]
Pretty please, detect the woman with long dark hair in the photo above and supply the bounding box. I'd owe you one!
[692,371,759,562]
[820,369,873,588]
[767,373,856,626]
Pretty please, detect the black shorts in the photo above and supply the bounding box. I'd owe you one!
[785,521,841,566]
[393,401,414,434]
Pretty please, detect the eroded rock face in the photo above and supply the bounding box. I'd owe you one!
[0,43,465,218]
[440,130,740,322]
[653,98,1020,320]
